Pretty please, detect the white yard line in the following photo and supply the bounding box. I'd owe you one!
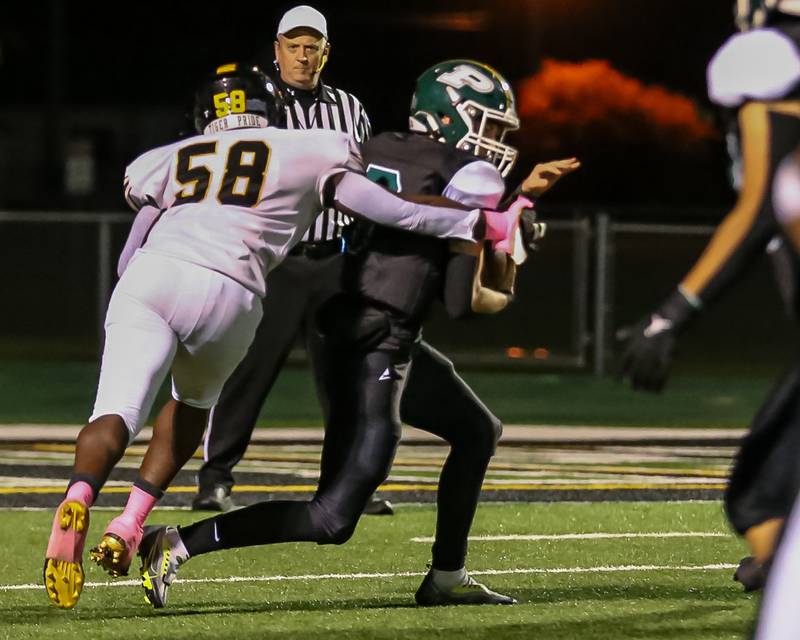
[0,500,723,512]
[2,563,739,591]
[410,531,730,542]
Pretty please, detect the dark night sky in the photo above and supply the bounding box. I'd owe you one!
[2,0,740,208]
[6,1,735,124]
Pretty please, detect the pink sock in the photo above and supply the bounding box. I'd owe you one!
[65,481,95,507]
[118,486,159,531]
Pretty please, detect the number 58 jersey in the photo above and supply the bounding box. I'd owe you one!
[124,127,363,297]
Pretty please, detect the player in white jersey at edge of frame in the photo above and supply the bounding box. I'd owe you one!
[620,0,800,591]
[41,62,530,610]
[757,143,800,640]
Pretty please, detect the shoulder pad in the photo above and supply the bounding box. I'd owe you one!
[708,29,800,107]
[443,160,505,209]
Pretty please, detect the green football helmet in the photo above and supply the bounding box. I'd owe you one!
[409,60,520,177]
[736,0,800,30]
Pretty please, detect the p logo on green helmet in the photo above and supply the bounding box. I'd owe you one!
[409,59,520,177]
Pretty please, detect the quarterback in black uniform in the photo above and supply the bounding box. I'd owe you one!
[137,60,578,608]
[621,0,800,590]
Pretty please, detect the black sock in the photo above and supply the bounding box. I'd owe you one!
[179,500,320,556]
[431,451,491,571]
[133,476,165,500]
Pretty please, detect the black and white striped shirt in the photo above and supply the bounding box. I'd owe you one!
[282,82,372,243]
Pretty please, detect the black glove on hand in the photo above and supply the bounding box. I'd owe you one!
[519,208,547,254]
[619,289,699,392]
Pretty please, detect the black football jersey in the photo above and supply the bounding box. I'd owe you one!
[343,132,483,338]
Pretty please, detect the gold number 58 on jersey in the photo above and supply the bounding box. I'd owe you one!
[174,140,271,208]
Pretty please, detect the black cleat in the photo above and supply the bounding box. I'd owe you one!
[363,497,395,516]
[733,556,767,592]
[415,570,516,606]
[192,484,234,512]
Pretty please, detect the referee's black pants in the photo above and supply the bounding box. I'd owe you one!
[198,248,343,491]
[181,341,502,571]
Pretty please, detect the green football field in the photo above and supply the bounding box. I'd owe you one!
[1,502,757,640]
[0,359,774,427]
[0,358,771,639]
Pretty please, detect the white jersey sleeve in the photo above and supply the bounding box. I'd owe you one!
[442,160,506,210]
[708,29,800,107]
[124,145,176,212]
[315,133,364,208]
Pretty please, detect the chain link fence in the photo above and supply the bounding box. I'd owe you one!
[1,209,794,373]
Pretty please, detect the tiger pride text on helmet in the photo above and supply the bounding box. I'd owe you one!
[193,63,285,135]
[409,60,519,177]
[736,0,800,30]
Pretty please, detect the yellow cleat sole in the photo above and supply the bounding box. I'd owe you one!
[59,501,87,533]
[43,558,85,609]
[89,533,131,577]
[43,501,88,609]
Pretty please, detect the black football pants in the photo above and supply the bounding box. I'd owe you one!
[181,341,502,571]
[198,250,343,491]
[726,357,800,534]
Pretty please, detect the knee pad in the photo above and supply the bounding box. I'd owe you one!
[310,505,359,545]
[353,456,394,491]
[467,416,503,456]
[319,520,358,546]
[489,417,503,450]
[87,410,141,444]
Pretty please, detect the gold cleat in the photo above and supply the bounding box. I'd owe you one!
[89,533,131,577]
[43,500,89,609]
[43,559,85,609]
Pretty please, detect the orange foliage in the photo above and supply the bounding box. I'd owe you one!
[515,59,718,152]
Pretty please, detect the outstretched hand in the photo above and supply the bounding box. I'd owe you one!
[521,158,581,198]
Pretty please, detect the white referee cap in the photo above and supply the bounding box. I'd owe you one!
[277,5,328,39]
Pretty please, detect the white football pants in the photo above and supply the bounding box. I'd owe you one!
[90,251,262,441]
[755,493,800,640]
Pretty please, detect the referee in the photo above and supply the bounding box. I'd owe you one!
[192,5,390,514]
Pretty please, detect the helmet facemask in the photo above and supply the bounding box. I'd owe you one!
[455,99,520,177]
[409,60,520,177]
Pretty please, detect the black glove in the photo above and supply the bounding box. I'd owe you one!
[619,289,699,392]
[519,207,547,254]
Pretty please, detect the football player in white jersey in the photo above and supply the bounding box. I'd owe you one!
[42,63,529,610]
[621,0,800,591]
[755,146,800,639]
